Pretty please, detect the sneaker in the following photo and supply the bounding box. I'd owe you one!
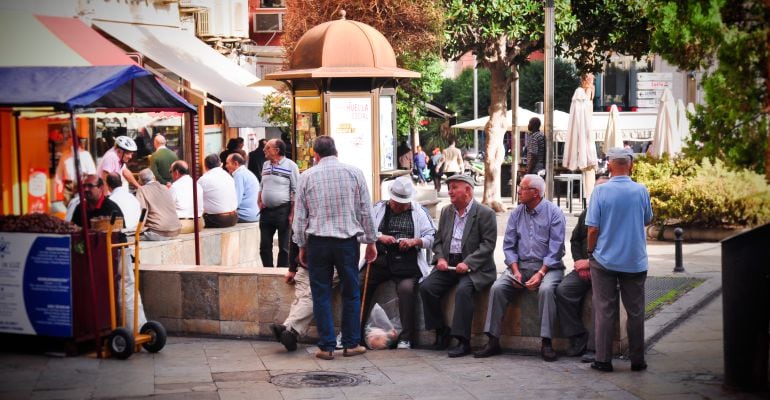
[315,349,334,360]
[581,350,596,363]
[396,340,411,349]
[335,333,344,350]
[343,345,367,357]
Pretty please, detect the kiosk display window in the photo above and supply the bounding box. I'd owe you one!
[294,96,322,171]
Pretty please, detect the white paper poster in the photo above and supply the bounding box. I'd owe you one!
[329,97,374,199]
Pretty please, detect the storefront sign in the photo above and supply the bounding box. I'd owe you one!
[0,233,72,337]
[379,97,395,170]
[27,168,48,214]
[329,97,374,198]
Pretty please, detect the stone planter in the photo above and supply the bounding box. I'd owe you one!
[647,225,746,242]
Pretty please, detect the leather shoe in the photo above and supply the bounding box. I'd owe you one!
[315,349,334,360]
[433,327,452,351]
[270,323,286,342]
[591,361,613,372]
[581,350,596,363]
[474,337,502,358]
[631,362,648,371]
[343,345,367,357]
[280,329,298,352]
[448,339,471,358]
[565,333,588,357]
[541,344,557,362]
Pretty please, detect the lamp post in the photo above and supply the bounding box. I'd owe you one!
[544,0,555,200]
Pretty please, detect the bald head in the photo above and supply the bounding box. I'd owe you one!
[154,134,166,150]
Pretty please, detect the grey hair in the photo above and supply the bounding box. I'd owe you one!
[138,168,155,184]
[523,174,545,198]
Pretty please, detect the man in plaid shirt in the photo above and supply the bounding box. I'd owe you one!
[292,136,377,360]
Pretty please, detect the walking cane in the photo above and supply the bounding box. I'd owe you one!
[359,262,372,324]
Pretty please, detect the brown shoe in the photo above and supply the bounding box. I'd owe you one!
[343,345,367,357]
[473,336,502,358]
[315,349,334,360]
[541,344,557,362]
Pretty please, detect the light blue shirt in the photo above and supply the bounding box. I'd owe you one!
[503,199,566,269]
[586,176,653,273]
[233,165,260,222]
[450,201,474,254]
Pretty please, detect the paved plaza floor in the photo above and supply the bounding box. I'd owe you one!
[0,185,766,399]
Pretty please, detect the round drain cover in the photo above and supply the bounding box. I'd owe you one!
[271,371,368,388]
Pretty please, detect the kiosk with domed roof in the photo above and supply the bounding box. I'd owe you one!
[266,11,419,200]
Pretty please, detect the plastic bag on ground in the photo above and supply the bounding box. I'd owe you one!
[364,299,401,349]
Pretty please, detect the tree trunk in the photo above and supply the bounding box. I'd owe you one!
[482,62,509,212]
[765,0,770,182]
[412,106,421,149]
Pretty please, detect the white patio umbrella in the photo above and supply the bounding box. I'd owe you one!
[451,107,542,130]
[651,88,679,157]
[676,99,692,143]
[563,85,598,200]
[603,104,623,151]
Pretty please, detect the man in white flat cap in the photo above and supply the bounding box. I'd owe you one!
[359,176,436,349]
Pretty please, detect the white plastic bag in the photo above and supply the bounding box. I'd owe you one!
[364,299,401,349]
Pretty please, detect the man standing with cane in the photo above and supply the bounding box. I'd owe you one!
[293,136,377,360]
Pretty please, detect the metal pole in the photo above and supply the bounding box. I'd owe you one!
[511,65,519,204]
[191,109,201,265]
[473,59,479,155]
[544,0,555,200]
[674,227,685,272]
[13,112,23,213]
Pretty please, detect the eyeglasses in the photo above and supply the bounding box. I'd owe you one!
[517,186,536,192]
[82,183,99,189]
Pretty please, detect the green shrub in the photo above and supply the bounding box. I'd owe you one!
[632,156,770,228]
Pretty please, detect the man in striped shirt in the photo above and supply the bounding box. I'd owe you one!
[258,138,300,268]
[292,136,377,360]
[526,117,546,176]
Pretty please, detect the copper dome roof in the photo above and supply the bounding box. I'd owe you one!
[266,18,419,80]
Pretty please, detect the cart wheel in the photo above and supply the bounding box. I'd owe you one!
[140,321,167,353]
[109,327,135,359]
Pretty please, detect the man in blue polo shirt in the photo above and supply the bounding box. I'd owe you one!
[585,147,652,373]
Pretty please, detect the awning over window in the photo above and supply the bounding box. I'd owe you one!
[93,20,273,126]
[0,12,195,112]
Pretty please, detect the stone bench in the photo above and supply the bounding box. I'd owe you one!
[139,265,628,355]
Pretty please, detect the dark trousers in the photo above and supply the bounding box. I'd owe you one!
[259,204,291,267]
[555,270,595,350]
[590,259,646,364]
[431,172,442,192]
[359,264,419,342]
[203,212,237,228]
[419,270,477,340]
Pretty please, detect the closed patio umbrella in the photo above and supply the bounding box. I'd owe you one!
[604,104,623,152]
[676,99,692,144]
[563,84,597,200]
[651,88,679,157]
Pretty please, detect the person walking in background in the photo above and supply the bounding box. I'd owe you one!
[526,117,545,176]
[292,136,377,360]
[440,137,463,179]
[149,134,178,185]
[429,147,444,193]
[586,147,653,373]
[413,145,427,185]
[248,138,267,181]
[225,153,260,223]
[259,138,300,268]
[397,140,413,171]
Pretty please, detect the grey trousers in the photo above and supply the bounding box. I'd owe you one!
[555,270,595,350]
[590,259,646,364]
[483,267,563,339]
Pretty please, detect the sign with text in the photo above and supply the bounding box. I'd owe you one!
[329,97,374,199]
[0,233,72,337]
[636,73,673,108]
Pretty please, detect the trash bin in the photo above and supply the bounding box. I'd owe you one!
[501,163,512,198]
[721,222,770,391]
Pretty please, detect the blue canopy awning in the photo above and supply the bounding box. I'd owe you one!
[0,65,196,112]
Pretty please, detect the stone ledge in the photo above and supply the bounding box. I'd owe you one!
[139,266,628,355]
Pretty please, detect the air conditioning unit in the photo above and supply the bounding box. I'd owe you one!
[253,12,284,33]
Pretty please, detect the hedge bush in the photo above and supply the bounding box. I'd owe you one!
[632,156,770,228]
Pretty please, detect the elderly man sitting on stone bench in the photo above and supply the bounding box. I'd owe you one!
[474,174,566,361]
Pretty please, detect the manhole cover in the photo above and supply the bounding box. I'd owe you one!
[271,371,368,388]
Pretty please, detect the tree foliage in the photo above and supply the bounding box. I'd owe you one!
[561,0,651,74]
[518,59,580,112]
[645,0,768,177]
[395,53,446,137]
[433,67,491,124]
[258,92,291,134]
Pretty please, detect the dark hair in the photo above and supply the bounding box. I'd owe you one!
[272,139,286,156]
[229,153,245,166]
[528,117,541,132]
[236,137,244,145]
[313,136,337,158]
[204,153,221,169]
[257,138,267,149]
[105,173,122,190]
[170,160,189,175]
[226,138,239,150]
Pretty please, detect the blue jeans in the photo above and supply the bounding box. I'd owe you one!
[307,235,361,351]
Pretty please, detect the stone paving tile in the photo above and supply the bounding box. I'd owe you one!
[218,385,284,400]
[278,387,346,400]
[113,392,220,400]
[29,387,95,400]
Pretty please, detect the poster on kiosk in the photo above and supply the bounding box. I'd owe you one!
[0,233,72,337]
